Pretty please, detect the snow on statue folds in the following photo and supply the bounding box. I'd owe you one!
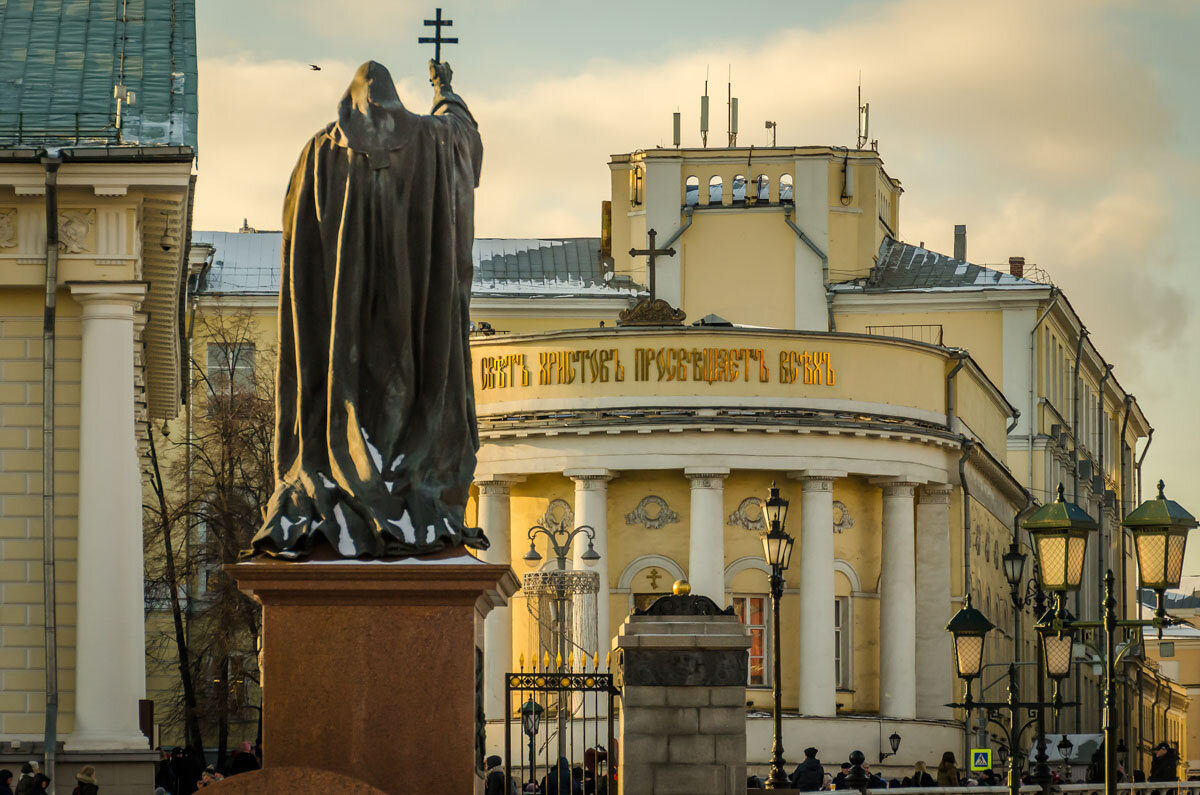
[254,58,487,560]
[224,60,518,795]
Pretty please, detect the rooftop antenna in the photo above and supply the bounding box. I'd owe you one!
[727,65,738,148]
[765,120,777,147]
[856,74,877,151]
[700,67,710,148]
[672,108,681,148]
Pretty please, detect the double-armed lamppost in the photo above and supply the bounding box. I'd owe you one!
[522,523,601,759]
[760,483,795,790]
[946,591,1068,795]
[1027,481,1197,795]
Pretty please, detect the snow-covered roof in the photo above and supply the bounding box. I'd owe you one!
[192,231,637,298]
[832,238,1046,293]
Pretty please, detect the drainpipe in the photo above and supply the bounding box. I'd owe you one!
[945,350,967,431]
[1118,396,1133,620]
[40,153,61,784]
[1071,329,1088,500]
[783,205,834,331]
[1028,288,1059,497]
[1136,429,1154,505]
[661,204,693,250]
[1006,408,1021,435]
[958,440,974,606]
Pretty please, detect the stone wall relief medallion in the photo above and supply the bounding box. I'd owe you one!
[832,500,854,533]
[58,209,95,254]
[727,497,765,531]
[0,209,16,248]
[624,495,679,530]
[537,498,574,533]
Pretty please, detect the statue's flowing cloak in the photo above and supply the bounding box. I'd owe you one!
[253,62,486,559]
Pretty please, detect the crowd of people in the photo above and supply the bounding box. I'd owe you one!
[152,742,261,794]
[0,761,98,795]
[485,746,614,795]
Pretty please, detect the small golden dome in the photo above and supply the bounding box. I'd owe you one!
[672,578,691,596]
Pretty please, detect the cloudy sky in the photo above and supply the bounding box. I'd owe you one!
[193,0,1200,566]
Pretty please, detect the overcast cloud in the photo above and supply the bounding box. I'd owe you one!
[192,0,1200,568]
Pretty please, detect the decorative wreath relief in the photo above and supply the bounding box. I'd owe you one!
[727,497,766,531]
[538,498,574,533]
[624,495,679,530]
[832,500,855,533]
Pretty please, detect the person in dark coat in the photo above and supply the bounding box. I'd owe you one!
[71,765,99,795]
[227,742,260,776]
[911,761,934,787]
[832,762,852,790]
[1149,742,1179,782]
[790,747,825,791]
[862,763,887,789]
[13,763,34,795]
[30,775,49,793]
[540,757,572,795]
[485,755,511,795]
[0,769,14,795]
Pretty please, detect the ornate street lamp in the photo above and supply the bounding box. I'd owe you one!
[1024,485,1097,593]
[520,697,544,786]
[759,482,793,790]
[1002,542,1027,590]
[1124,481,1197,612]
[947,595,994,682]
[1056,735,1074,779]
[1026,481,1196,795]
[879,732,902,763]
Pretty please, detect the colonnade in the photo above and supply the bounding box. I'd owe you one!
[477,469,956,723]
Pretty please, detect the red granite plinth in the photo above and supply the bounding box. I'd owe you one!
[227,555,518,795]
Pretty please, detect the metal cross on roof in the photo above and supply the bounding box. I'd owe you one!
[628,228,676,301]
[418,8,458,62]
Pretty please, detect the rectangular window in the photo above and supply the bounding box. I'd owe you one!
[834,596,850,688]
[206,342,256,394]
[732,595,768,687]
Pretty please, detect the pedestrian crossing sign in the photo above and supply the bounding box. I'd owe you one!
[970,749,992,771]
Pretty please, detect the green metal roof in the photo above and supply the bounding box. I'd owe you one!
[0,0,197,148]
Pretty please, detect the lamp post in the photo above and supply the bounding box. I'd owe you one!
[1029,482,1197,795]
[520,697,544,787]
[523,522,600,760]
[1001,541,1054,795]
[1056,735,1074,780]
[760,482,794,790]
[946,594,1069,795]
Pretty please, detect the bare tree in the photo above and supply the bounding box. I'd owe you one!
[144,307,274,766]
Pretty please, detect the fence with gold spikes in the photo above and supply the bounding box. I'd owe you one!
[504,647,617,791]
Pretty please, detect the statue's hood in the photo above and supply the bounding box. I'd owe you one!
[335,61,416,163]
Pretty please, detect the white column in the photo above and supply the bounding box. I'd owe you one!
[69,282,149,749]
[478,477,520,721]
[794,472,838,716]
[566,469,615,656]
[915,485,954,719]
[685,467,729,602]
[876,479,919,719]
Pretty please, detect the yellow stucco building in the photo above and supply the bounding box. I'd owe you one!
[177,141,1165,773]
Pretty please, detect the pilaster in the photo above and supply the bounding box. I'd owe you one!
[873,478,919,720]
[685,467,730,603]
[915,484,954,719]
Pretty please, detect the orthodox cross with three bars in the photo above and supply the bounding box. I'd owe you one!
[628,228,676,301]
[419,8,458,62]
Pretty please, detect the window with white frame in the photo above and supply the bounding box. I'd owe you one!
[732,594,768,687]
[834,596,850,688]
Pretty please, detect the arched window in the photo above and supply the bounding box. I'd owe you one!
[779,173,794,203]
[755,174,770,202]
[731,174,747,205]
[708,175,723,204]
[684,175,699,207]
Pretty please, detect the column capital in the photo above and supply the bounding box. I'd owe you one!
[684,466,729,488]
[787,470,845,490]
[919,483,955,503]
[476,475,524,496]
[870,477,922,498]
[68,280,148,316]
[565,468,617,490]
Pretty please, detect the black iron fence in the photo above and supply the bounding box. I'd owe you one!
[504,655,617,793]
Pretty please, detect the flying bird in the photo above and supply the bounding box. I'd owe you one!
[308,64,321,71]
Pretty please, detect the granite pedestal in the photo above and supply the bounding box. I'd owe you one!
[228,553,518,795]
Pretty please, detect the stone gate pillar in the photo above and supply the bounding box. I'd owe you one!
[614,583,751,795]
